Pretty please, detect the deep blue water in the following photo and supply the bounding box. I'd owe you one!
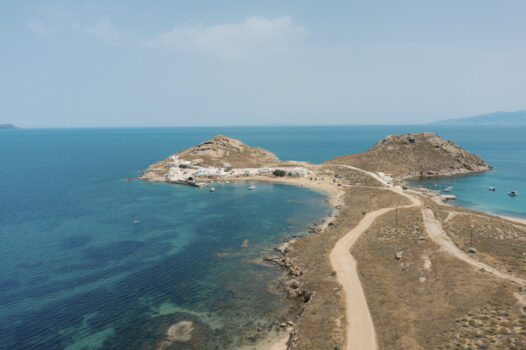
[0,125,524,349]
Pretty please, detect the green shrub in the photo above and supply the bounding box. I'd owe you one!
[273,169,286,177]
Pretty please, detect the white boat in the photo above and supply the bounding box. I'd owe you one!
[444,186,453,192]
[133,220,140,224]
[508,190,518,197]
[248,185,256,190]
[225,181,230,184]
[210,187,215,192]
[488,186,496,191]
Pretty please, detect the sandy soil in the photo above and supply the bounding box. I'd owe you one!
[226,173,345,208]
[329,182,420,350]
[330,208,390,350]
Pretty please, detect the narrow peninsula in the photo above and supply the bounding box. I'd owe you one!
[141,133,526,350]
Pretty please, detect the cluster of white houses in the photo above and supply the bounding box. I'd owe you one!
[165,155,311,184]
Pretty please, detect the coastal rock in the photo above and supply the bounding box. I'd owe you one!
[289,280,300,289]
[274,242,290,255]
[440,194,457,201]
[325,132,492,179]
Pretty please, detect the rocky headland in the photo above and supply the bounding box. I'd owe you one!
[140,135,282,183]
[325,132,492,179]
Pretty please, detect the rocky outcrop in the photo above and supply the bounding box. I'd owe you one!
[177,135,279,168]
[139,135,280,182]
[325,132,491,179]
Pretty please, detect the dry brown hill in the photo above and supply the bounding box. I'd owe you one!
[325,132,491,179]
[176,134,279,167]
[141,135,280,182]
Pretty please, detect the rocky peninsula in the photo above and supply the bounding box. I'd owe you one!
[326,132,492,179]
[141,133,526,350]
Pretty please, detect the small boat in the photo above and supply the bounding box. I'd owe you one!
[444,186,453,192]
[488,186,496,191]
[210,187,215,192]
[248,185,256,190]
[133,220,140,224]
[225,181,230,184]
[508,190,518,197]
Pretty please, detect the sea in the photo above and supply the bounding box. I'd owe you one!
[0,125,524,349]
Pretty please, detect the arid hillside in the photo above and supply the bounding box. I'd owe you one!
[140,135,280,181]
[325,132,491,179]
[176,134,278,168]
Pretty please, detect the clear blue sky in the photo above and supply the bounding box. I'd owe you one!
[1,1,525,127]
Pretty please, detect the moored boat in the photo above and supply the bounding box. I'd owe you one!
[508,190,518,197]
[248,185,256,190]
[488,186,495,191]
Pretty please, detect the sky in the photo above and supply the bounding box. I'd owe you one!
[1,1,525,127]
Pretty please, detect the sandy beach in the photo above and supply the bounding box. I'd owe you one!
[502,215,526,225]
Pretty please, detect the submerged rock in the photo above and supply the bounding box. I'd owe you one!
[166,320,194,342]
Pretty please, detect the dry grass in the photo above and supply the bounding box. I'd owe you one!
[325,165,383,187]
[352,206,526,349]
[442,212,526,280]
[287,178,410,349]
[413,192,526,279]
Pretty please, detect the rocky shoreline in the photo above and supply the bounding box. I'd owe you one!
[257,195,342,349]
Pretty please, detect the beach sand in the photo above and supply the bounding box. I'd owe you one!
[502,215,526,225]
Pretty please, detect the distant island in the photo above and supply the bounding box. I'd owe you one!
[0,124,18,129]
[434,110,526,125]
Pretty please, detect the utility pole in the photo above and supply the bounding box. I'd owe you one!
[395,206,398,227]
[470,227,473,247]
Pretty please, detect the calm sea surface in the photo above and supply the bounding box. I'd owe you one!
[0,126,524,349]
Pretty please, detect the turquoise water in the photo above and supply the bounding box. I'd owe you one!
[0,126,524,349]
[0,129,331,349]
